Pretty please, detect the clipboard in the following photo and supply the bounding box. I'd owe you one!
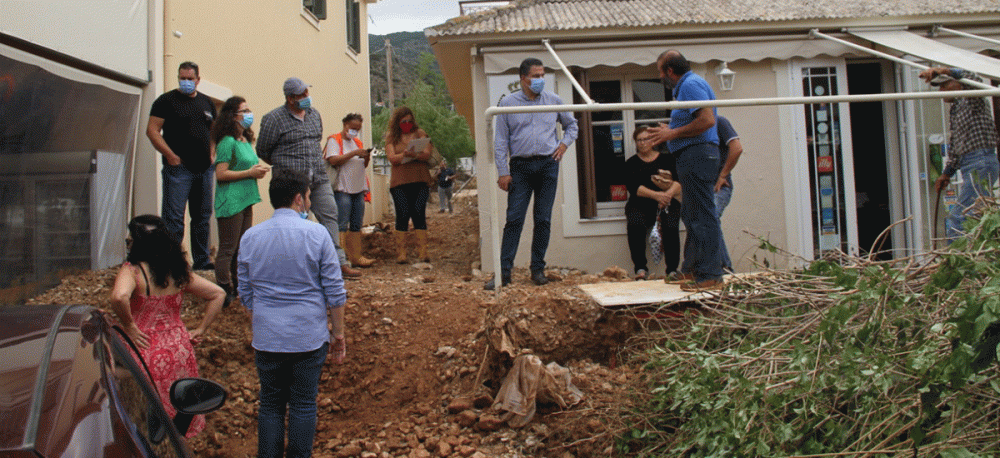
[405,137,431,153]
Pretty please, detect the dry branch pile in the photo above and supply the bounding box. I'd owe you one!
[616,204,1000,457]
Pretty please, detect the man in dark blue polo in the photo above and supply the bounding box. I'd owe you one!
[648,50,724,291]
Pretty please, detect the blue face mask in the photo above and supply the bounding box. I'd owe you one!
[529,77,544,94]
[347,129,359,139]
[297,96,312,109]
[299,211,309,220]
[178,79,197,95]
[239,112,254,129]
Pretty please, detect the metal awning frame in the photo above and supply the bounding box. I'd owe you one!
[486,38,1000,296]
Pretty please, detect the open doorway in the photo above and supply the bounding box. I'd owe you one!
[847,62,893,259]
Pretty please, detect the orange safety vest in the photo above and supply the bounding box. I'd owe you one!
[326,133,371,202]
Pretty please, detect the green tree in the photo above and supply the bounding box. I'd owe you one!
[371,53,473,166]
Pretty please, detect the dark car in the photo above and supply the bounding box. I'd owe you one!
[0,304,225,457]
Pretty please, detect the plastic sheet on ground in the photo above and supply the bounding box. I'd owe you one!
[492,354,584,428]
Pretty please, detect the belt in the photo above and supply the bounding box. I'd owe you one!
[511,155,551,161]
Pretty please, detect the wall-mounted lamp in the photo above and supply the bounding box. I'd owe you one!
[716,61,736,91]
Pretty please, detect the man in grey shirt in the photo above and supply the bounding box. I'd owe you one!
[256,77,360,278]
[487,57,579,290]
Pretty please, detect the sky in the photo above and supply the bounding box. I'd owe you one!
[366,0,462,35]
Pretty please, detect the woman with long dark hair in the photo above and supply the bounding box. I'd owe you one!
[110,214,225,437]
[211,96,269,302]
[384,106,434,263]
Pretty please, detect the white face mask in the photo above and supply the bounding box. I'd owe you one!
[347,129,360,139]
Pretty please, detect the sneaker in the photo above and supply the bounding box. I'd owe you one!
[484,274,511,291]
[665,272,695,284]
[634,269,648,281]
[680,278,725,292]
[530,270,549,286]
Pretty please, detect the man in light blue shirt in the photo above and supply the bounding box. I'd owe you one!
[488,57,579,290]
[238,170,346,458]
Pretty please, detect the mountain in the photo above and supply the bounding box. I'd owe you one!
[369,31,438,107]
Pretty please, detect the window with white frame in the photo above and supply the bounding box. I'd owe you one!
[576,75,670,219]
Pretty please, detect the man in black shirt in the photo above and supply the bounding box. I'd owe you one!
[147,61,216,270]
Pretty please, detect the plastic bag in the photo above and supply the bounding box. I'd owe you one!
[649,214,663,265]
[493,354,584,428]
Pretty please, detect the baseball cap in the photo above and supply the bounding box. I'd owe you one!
[930,74,955,87]
[283,77,310,96]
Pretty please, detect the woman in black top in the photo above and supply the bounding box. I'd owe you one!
[624,126,682,279]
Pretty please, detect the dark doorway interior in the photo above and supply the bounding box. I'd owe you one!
[847,62,892,259]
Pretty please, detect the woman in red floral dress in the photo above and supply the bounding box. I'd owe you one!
[110,214,226,437]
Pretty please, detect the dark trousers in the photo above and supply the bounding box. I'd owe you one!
[675,143,724,283]
[215,205,252,288]
[390,182,429,231]
[626,201,681,275]
[501,156,559,275]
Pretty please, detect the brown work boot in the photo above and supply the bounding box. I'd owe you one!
[414,229,430,262]
[665,272,695,284]
[393,230,408,264]
[341,264,362,278]
[347,231,374,267]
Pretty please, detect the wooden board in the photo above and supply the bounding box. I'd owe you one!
[577,273,759,308]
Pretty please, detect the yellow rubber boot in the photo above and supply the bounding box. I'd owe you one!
[394,230,408,264]
[348,231,374,267]
[415,229,430,262]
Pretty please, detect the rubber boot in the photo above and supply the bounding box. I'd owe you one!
[394,230,408,264]
[414,229,430,262]
[348,231,374,267]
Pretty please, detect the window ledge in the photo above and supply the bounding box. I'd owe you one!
[345,48,360,63]
[300,8,321,31]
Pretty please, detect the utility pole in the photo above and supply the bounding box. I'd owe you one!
[385,38,394,111]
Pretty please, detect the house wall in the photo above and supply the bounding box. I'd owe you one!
[136,0,378,251]
[475,56,790,276]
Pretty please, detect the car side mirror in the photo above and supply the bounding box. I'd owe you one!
[169,378,227,435]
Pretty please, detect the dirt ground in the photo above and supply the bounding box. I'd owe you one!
[27,190,646,458]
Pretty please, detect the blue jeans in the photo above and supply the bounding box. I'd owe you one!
[334,191,365,232]
[307,181,349,266]
[501,156,559,275]
[438,186,453,212]
[714,182,733,271]
[256,343,328,458]
[946,148,1000,243]
[161,164,214,268]
[676,143,723,283]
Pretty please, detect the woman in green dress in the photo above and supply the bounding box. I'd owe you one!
[211,96,270,304]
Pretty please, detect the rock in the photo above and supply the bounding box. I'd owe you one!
[457,445,476,457]
[412,262,434,270]
[602,266,628,279]
[470,452,488,458]
[587,419,603,432]
[435,346,457,358]
[337,443,363,457]
[447,398,473,413]
[365,442,382,454]
[360,453,377,458]
[456,410,478,428]
[408,448,431,458]
[472,394,493,409]
[436,441,452,457]
[475,414,504,432]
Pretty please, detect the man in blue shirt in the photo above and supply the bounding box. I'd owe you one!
[714,116,743,272]
[488,57,579,290]
[648,50,724,291]
[238,170,347,458]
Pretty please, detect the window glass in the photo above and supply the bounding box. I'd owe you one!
[588,81,622,122]
[302,0,327,19]
[346,0,361,53]
[801,66,849,256]
[102,330,184,457]
[632,79,671,122]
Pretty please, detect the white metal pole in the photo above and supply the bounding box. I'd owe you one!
[810,29,993,90]
[541,39,596,105]
[934,26,1000,47]
[484,88,1000,117]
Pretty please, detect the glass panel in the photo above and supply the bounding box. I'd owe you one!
[591,124,627,203]
[588,80,622,122]
[632,79,670,121]
[802,67,849,257]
